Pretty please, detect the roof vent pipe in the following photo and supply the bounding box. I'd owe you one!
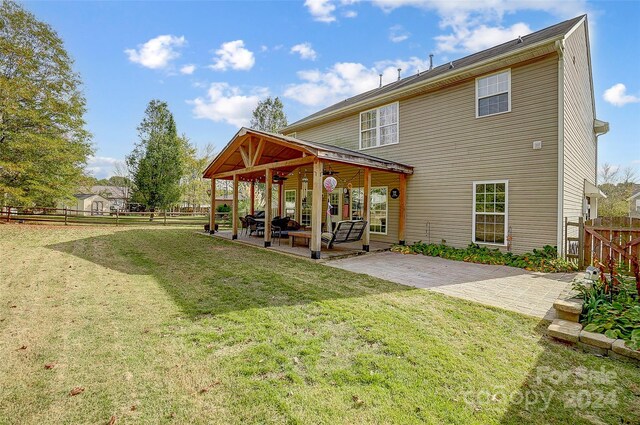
[397,68,401,81]
[379,74,383,88]
[517,36,523,44]
[429,54,433,70]
[448,61,454,69]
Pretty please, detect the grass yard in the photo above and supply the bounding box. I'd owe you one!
[1,224,639,424]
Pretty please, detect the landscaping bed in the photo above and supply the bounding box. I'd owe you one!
[391,242,577,273]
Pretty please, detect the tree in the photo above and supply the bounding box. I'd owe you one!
[0,1,92,206]
[179,141,215,212]
[126,100,187,210]
[598,163,638,217]
[249,97,288,133]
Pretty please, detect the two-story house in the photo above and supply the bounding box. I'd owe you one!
[204,15,608,259]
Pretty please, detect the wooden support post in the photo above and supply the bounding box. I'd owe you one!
[278,182,283,217]
[398,173,407,245]
[578,216,584,268]
[232,174,239,239]
[210,178,216,234]
[310,160,323,259]
[163,210,167,225]
[250,180,255,215]
[363,167,371,252]
[115,209,118,227]
[264,169,273,247]
[64,207,68,226]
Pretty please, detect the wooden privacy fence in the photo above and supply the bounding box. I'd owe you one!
[573,217,640,272]
[0,206,232,228]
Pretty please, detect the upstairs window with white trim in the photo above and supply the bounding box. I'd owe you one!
[476,70,511,117]
[473,181,508,245]
[360,102,398,149]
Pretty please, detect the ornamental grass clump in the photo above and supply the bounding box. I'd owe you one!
[391,242,577,273]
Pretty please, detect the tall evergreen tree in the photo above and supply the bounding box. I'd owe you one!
[249,97,288,133]
[0,1,92,206]
[127,100,187,210]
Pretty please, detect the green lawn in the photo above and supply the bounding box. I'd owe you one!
[1,225,639,424]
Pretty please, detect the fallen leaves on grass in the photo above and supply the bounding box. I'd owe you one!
[198,380,222,394]
[44,363,56,369]
[69,387,84,396]
[107,415,116,425]
[17,345,27,350]
[352,395,364,407]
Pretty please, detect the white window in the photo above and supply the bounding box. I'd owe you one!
[301,190,312,227]
[359,102,398,150]
[284,190,296,219]
[473,181,508,245]
[350,187,388,234]
[476,70,510,117]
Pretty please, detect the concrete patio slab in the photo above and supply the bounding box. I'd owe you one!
[327,252,576,320]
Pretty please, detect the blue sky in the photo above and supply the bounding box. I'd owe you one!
[23,0,640,179]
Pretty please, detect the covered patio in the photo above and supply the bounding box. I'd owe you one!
[203,128,413,259]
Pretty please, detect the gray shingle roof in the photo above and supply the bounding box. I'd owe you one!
[286,15,585,129]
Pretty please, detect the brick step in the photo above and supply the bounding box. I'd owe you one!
[552,298,583,322]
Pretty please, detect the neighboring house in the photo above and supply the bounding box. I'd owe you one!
[67,193,111,216]
[629,188,640,218]
[90,185,130,211]
[204,15,608,258]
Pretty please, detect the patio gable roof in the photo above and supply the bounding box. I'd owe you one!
[202,127,414,180]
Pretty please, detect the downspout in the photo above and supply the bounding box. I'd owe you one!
[555,39,565,257]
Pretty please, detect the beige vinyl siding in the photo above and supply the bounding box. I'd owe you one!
[296,55,560,253]
[562,21,597,237]
[282,163,400,244]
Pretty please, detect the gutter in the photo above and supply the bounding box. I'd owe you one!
[285,35,566,132]
[555,39,565,257]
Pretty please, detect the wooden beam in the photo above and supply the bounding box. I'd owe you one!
[264,169,273,247]
[209,178,216,234]
[211,155,315,180]
[398,173,407,245]
[362,167,371,252]
[250,180,255,215]
[252,138,266,166]
[310,160,323,259]
[248,138,254,165]
[238,145,250,168]
[232,174,239,239]
[204,134,248,177]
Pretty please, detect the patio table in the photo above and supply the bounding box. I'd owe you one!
[288,230,312,247]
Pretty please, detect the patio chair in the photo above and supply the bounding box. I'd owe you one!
[239,216,249,235]
[321,220,368,249]
[271,216,291,245]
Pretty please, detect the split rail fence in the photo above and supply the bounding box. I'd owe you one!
[1,206,232,229]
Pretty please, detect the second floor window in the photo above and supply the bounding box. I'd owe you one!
[360,102,398,149]
[476,70,510,117]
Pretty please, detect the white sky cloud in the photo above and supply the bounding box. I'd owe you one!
[86,156,125,179]
[189,83,268,127]
[291,42,318,60]
[210,40,255,71]
[343,10,358,18]
[304,0,337,22]
[284,57,430,107]
[125,35,186,69]
[603,83,640,107]
[435,22,532,52]
[180,64,196,75]
[389,25,410,43]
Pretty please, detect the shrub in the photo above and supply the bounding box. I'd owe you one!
[216,203,231,213]
[573,259,640,350]
[390,242,577,273]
